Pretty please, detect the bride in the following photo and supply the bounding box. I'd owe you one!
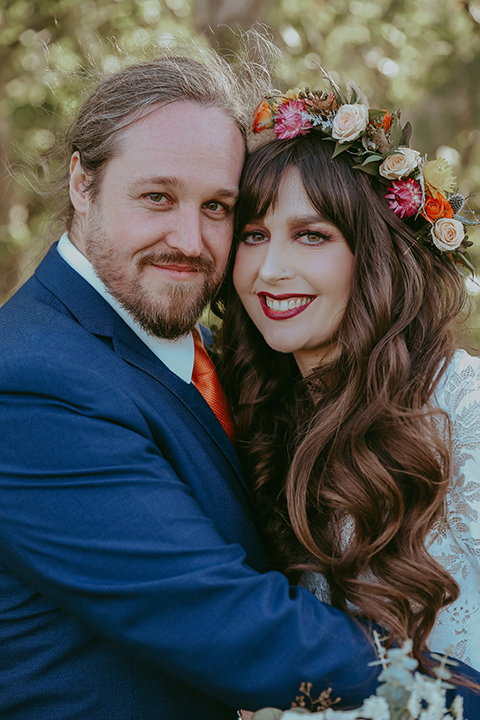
[216,75,480,675]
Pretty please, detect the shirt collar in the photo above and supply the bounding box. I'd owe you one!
[57,233,195,383]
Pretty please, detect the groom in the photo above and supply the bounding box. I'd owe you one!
[0,52,478,719]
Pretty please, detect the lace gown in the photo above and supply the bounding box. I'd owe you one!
[301,350,480,671]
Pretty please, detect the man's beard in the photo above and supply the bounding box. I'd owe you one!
[83,223,222,340]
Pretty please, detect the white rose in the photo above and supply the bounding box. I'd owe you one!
[331,103,369,143]
[431,218,464,252]
[379,148,421,180]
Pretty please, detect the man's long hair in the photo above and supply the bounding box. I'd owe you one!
[215,133,468,671]
[38,29,280,237]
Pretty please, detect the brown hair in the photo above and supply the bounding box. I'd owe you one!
[40,30,280,236]
[215,133,468,672]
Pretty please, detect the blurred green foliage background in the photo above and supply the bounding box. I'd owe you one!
[1,0,480,345]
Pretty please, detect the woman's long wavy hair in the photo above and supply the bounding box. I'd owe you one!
[214,133,468,672]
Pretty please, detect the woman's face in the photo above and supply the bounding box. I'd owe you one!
[233,167,354,376]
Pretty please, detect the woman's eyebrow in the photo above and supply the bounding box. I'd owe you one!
[242,213,327,226]
[287,213,326,227]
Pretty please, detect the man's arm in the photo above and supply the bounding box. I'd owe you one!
[0,353,478,713]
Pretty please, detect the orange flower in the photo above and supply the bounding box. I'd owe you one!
[422,193,454,222]
[381,111,392,133]
[253,101,273,133]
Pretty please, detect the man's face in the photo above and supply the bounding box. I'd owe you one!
[71,101,245,338]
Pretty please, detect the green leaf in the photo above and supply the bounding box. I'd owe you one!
[383,147,404,157]
[361,154,384,165]
[389,114,404,147]
[353,163,381,177]
[369,109,387,120]
[332,141,354,157]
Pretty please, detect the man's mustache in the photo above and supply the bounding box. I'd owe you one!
[138,251,215,275]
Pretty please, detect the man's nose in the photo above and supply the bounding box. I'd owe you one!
[164,208,204,257]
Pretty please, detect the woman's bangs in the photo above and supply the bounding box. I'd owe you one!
[237,144,296,228]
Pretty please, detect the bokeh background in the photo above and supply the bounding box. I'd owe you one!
[1,0,480,345]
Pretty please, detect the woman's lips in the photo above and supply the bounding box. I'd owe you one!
[258,292,316,320]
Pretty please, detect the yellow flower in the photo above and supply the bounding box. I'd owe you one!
[422,159,456,198]
[273,88,301,110]
[285,88,301,99]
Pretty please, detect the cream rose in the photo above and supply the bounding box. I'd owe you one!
[431,217,464,252]
[331,103,369,143]
[379,148,420,180]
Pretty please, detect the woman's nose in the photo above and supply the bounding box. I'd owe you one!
[258,243,295,283]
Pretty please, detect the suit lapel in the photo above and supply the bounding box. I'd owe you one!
[34,245,245,487]
[111,321,244,483]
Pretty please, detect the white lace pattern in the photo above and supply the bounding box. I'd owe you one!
[427,350,480,670]
[301,350,480,671]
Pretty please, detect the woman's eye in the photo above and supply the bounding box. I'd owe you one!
[241,231,267,245]
[297,231,331,245]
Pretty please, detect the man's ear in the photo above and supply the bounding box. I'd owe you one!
[69,151,90,214]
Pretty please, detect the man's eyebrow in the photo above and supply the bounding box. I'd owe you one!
[130,176,238,201]
[214,189,239,201]
[130,176,184,191]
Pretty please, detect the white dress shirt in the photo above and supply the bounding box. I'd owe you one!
[57,233,195,383]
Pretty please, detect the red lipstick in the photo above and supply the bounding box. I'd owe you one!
[258,292,316,320]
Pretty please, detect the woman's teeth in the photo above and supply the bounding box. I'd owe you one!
[264,296,313,312]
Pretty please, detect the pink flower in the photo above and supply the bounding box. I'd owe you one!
[385,178,422,218]
[274,100,312,139]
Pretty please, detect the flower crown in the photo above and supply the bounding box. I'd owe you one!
[251,71,478,273]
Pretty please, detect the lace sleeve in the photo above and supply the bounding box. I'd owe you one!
[426,352,480,668]
[435,350,480,573]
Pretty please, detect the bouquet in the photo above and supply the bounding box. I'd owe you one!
[252,633,465,720]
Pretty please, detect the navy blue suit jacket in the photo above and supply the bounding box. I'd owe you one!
[0,245,479,719]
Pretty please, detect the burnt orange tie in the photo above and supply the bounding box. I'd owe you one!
[192,335,234,441]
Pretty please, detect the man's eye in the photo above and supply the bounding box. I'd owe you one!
[204,201,227,213]
[146,193,167,203]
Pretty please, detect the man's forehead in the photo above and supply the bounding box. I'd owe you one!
[121,100,243,142]
[116,103,243,159]
[107,104,245,196]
